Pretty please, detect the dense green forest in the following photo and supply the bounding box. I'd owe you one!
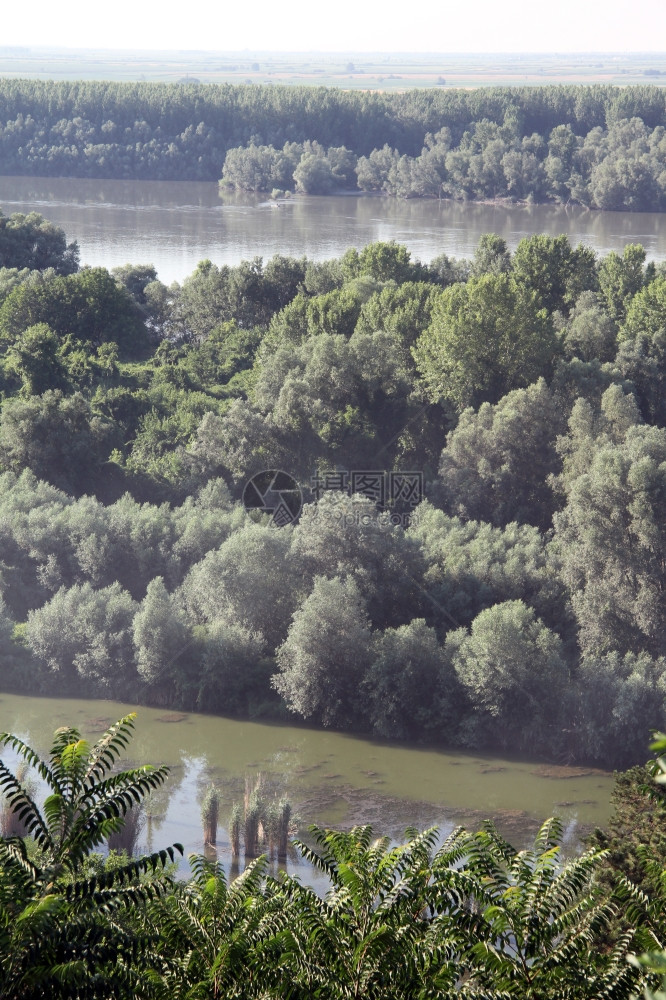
[0,209,665,767]
[220,115,666,210]
[1,714,666,999]
[1,80,666,208]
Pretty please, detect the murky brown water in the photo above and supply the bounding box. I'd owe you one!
[0,175,665,284]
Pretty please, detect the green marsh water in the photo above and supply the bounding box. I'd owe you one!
[0,692,613,880]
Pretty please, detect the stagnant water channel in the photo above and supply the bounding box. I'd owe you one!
[0,692,614,881]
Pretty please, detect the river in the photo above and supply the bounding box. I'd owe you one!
[1,175,665,284]
[0,692,613,882]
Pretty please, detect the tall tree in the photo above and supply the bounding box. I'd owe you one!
[25,581,137,692]
[272,575,374,728]
[0,390,116,495]
[0,210,79,274]
[512,234,597,314]
[413,273,557,411]
[554,425,666,657]
[362,618,461,740]
[446,599,569,751]
[436,378,565,529]
[598,244,647,324]
[133,576,190,693]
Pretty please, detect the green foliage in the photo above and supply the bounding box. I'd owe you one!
[172,255,307,342]
[250,325,414,477]
[273,818,636,1000]
[587,764,666,906]
[622,274,666,342]
[278,824,467,1000]
[552,382,643,497]
[567,652,666,766]
[0,390,117,494]
[291,493,427,630]
[599,243,648,324]
[463,818,635,999]
[149,854,281,998]
[0,714,182,998]
[181,519,301,651]
[222,141,299,191]
[413,273,558,410]
[2,323,71,395]
[561,290,617,362]
[0,713,658,998]
[272,574,374,727]
[0,266,148,356]
[0,596,33,691]
[0,80,664,210]
[408,499,568,635]
[447,600,569,751]
[471,233,512,276]
[0,205,662,767]
[512,234,598,314]
[363,618,462,740]
[342,240,421,284]
[133,576,190,689]
[197,620,268,715]
[553,424,666,657]
[354,281,438,347]
[626,733,666,1000]
[25,580,138,692]
[436,378,565,529]
[0,210,79,274]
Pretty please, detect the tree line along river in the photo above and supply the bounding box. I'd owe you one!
[0,174,632,879]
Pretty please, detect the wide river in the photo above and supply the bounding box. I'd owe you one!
[0,692,613,882]
[0,175,665,284]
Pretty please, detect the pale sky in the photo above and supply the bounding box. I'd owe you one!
[3,0,666,53]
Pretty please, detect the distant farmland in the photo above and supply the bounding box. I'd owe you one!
[1,47,665,89]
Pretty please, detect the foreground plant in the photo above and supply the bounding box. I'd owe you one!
[275,824,478,1000]
[149,820,653,1000]
[628,731,666,1000]
[464,817,638,999]
[271,820,643,1000]
[150,854,286,999]
[0,713,182,999]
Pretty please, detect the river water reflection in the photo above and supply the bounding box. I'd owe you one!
[0,175,665,284]
[0,693,613,881]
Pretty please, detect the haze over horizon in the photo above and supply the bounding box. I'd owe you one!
[3,0,665,55]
